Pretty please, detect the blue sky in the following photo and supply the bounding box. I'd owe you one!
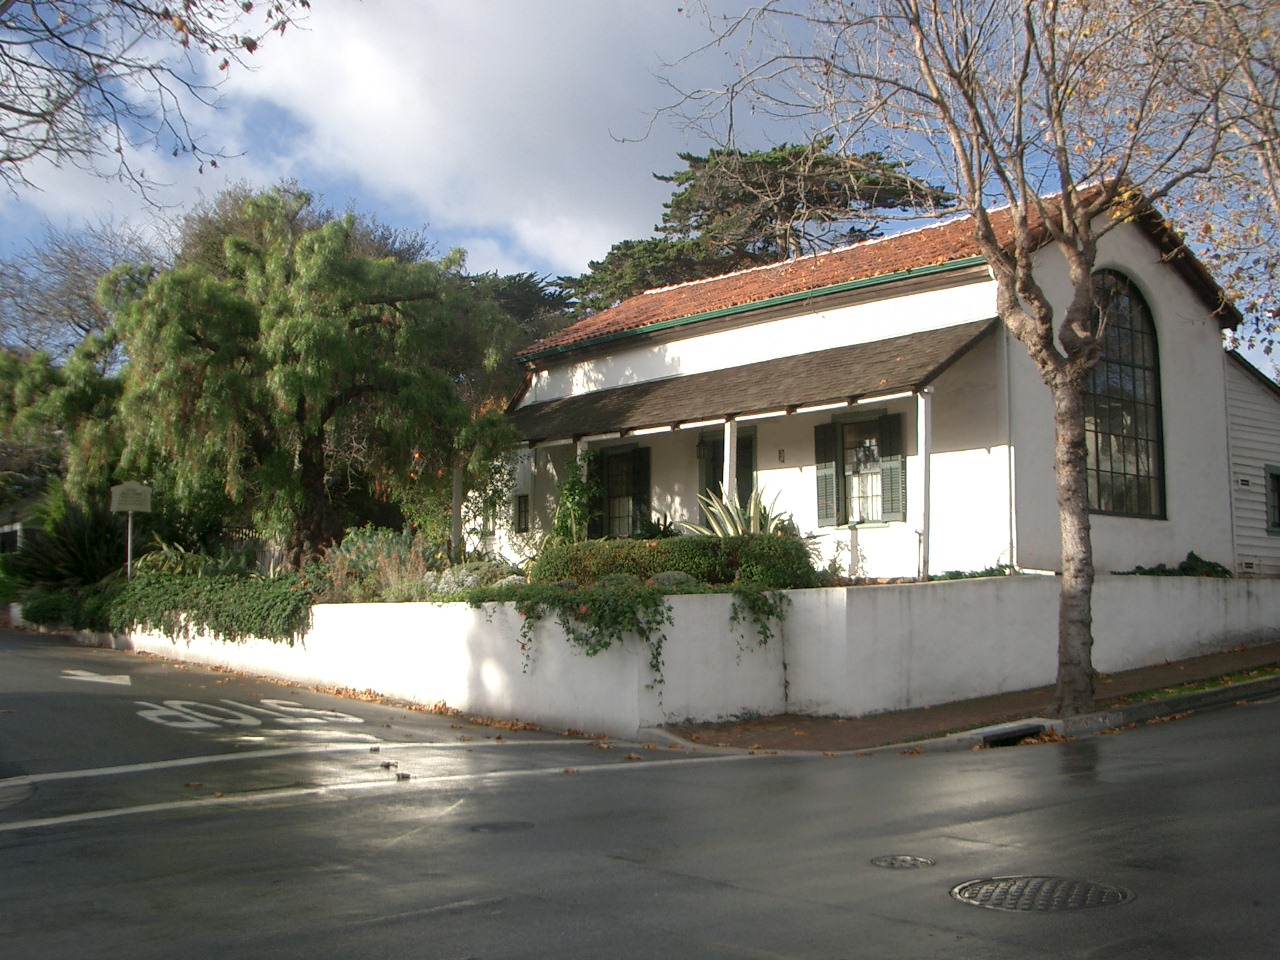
[2,1,1274,377]
[1,2,739,279]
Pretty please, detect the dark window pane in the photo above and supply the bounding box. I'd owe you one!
[1086,271,1163,518]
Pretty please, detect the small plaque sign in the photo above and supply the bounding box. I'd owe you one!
[110,481,152,514]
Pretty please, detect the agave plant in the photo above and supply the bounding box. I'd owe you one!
[682,487,793,537]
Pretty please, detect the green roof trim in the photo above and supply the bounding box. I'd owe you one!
[522,255,990,363]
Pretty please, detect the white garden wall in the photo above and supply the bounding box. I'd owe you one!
[120,576,1280,738]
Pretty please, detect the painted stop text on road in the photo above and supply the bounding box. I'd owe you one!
[135,699,373,741]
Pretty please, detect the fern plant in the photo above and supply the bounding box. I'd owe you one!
[681,487,792,537]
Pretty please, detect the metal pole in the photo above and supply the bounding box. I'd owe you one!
[127,510,134,580]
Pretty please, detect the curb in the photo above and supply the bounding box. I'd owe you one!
[896,674,1280,755]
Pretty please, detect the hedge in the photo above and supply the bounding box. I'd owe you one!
[529,534,818,590]
[109,572,313,644]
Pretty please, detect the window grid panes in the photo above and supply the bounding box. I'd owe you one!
[606,455,633,537]
[842,421,884,523]
[1084,271,1164,518]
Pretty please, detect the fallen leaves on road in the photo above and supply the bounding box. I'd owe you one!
[1147,711,1194,724]
[1018,728,1071,745]
[623,753,643,761]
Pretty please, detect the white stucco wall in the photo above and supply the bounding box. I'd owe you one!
[121,576,1280,738]
[1010,220,1236,574]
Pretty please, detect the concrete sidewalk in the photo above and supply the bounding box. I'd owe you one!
[665,640,1280,753]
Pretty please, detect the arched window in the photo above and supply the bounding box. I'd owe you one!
[1085,270,1165,518]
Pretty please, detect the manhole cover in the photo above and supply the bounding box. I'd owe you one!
[871,855,936,869]
[468,821,535,834]
[951,876,1134,911]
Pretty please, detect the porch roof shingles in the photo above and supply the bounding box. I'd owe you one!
[510,319,996,443]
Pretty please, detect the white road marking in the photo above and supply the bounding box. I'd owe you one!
[62,669,132,686]
[0,750,756,833]
[135,698,366,732]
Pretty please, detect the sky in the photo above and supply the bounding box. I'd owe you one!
[2,1,1274,377]
[1,1,747,280]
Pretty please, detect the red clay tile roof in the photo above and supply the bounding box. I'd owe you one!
[521,200,1238,360]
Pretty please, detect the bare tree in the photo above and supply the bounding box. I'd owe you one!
[1,0,310,191]
[685,0,1272,714]
[1168,0,1280,341]
[0,217,163,359]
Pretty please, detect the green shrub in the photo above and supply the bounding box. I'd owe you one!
[111,572,312,644]
[529,534,814,588]
[305,526,450,602]
[1116,551,1233,579]
[7,501,127,589]
[933,564,1014,581]
[19,577,126,632]
[132,537,256,577]
[470,579,673,682]
[529,539,655,584]
[654,536,735,583]
[726,534,820,589]
[648,570,699,591]
[0,557,19,606]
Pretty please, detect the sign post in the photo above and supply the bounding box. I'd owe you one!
[110,482,152,579]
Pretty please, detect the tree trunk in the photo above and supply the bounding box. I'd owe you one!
[292,432,343,567]
[450,454,465,564]
[1049,377,1096,715]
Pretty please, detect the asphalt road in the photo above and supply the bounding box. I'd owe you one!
[2,629,1278,959]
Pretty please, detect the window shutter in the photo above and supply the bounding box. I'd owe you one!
[881,455,907,522]
[630,446,651,531]
[879,413,902,457]
[879,415,906,522]
[814,423,839,527]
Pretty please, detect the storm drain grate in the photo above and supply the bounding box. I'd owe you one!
[871,855,936,869]
[951,876,1133,911]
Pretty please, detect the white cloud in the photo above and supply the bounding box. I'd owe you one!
[2,2,742,276]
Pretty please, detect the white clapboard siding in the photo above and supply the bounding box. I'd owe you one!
[1225,353,1280,577]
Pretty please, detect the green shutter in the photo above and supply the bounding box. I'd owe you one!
[879,415,906,521]
[814,423,839,527]
[881,455,906,522]
[630,446,651,532]
[879,413,902,457]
